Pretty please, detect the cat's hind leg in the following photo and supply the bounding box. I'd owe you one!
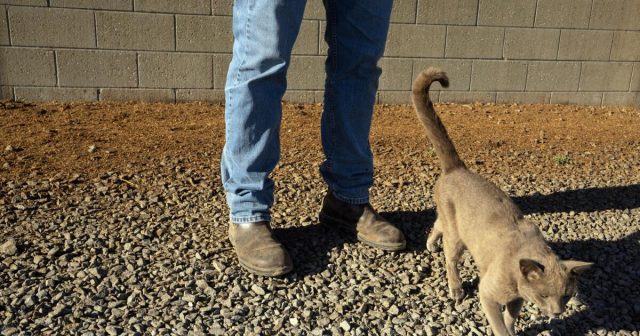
[443,233,465,302]
[426,217,443,252]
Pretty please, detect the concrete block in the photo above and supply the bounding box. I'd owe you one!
[445,26,504,59]
[57,50,137,87]
[212,0,233,16]
[590,0,640,30]
[100,88,175,102]
[471,60,527,91]
[602,92,640,107]
[631,65,640,91]
[213,54,231,89]
[417,0,478,25]
[0,0,46,5]
[293,20,319,55]
[8,7,95,48]
[134,0,210,14]
[504,28,559,60]
[579,63,633,92]
[0,47,55,86]
[378,91,412,104]
[1,6,8,45]
[391,0,416,23]
[534,0,591,28]
[610,31,640,62]
[314,91,325,103]
[413,59,472,91]
[439,91,496,104]
[15,87,97,102]
[139,53,213,88]
[287,56,325,90]
[550,92,602,106]
[379,58,413,91]
[96,12,174,51]
[283,90,316,103]
[496,92,551,104]
[385,24,446,57]
[176,89,225,102]
[526,62,581,91]
[176,15,232,52]
[304,0,324,20]
[0,86,13,100]
[50,0,133,10]
[557,30,613,61]
[477,0,536,27]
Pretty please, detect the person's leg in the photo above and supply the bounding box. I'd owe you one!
[320,0,392,203]
[319,0,405,251]
[221,0,307,276]
[222,0,307,223]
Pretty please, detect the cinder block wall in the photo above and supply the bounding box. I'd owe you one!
[1,0,639,106]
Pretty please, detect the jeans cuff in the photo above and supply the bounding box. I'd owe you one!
[230,214,272,224]
[332,190,369,205]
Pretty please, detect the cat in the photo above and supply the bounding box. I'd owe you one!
[412,67,592,336]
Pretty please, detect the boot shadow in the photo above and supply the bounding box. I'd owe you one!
[272,223,354,277]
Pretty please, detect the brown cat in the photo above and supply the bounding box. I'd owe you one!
[412,67,592,336]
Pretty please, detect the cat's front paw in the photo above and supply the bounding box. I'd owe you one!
[449,286,465,302]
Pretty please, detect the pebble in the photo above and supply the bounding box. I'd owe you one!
[1,238,17,255]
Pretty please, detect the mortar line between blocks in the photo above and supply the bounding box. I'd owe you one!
[5,6,11,46]
[93,11,97,48]
[54,50,59,87]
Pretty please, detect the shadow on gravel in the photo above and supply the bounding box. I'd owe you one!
[379,209,436,252]
[513,184,640,214]
[523,231,640,335]
[273,224,353,277]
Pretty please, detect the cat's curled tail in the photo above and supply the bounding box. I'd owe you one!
[411,67,465,173]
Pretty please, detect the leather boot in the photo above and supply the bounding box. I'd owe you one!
[228,222,293,276]
[319,191,406,251]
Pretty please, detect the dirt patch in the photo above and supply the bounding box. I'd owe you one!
[1,100,639,181]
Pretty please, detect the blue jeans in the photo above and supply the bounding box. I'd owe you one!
[221,0,393,224]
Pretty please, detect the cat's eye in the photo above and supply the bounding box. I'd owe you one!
[541,294,549,299]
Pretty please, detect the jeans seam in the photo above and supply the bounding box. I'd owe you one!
[326,0,338,170]
[332,190,369,205]
[231,214,272,224]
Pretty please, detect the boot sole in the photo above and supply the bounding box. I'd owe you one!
[319,213,406,251]
[229,237,293,277]
[237,259,293,277]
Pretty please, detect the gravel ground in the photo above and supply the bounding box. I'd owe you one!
[1,101,639,335]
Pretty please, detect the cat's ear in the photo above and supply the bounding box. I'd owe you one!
[562,260,593,275]
[520,259,545,281]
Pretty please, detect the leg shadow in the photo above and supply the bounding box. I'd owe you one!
[272,224,353,277]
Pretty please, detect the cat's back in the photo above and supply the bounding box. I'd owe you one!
[436,168,523,238]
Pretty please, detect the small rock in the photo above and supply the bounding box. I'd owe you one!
[1,327,18,336]
[1,238,17,255]
[212,261,226,272]
[4,145,14,152]
[251,284,266,296]
[340,321,351,331]
[105,326,121,336]
[88,144,96,153]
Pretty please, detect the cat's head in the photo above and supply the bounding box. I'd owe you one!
[517,258,592,317]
